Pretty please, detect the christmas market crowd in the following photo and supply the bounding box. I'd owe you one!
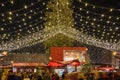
[1,68,120,80]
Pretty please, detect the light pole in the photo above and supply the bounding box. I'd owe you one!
[112,51,117,68]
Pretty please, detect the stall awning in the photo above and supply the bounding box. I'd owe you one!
[12,63,47,67]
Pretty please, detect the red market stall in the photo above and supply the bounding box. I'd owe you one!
[11,62,47,72]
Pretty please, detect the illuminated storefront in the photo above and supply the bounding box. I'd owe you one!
[50,47,87,73]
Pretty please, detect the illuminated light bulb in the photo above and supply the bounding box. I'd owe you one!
[31,3,34,5]
[85,3,88,6]
[100,19,103,21]
[98,30,100,32]
[30,10,33,12]
[102,34,104,36]
[107,33,110,35]
[112,51,117,56]
[66,2,69,5]
[113,32,115,34]
[43,2,45,5]
[19,25,21,27]
[91,23,94,25]
[1,58,3,61]
[93,29,95,31]
[111,36,113,38]
[46,7,49,10]
[115,27,118,30]
[101,14,104,17]
[24,5,27,9]
[2,19,5,22]
[19,29,22,31]
[97,25,100,27]
[11,61,14,64]
[16,14,19,16]
[28,16,31,19]
[18,33,20,35]
[9,12,12,15]
[1,28,4,31]
[29,25,32,27]
[22,18,25,21]
[2,51,7,55]
[93,18,96,21]
[109,16,112,19]
[2,4,4,6]
[2,14,4,16]
[86,11,89,14]
[24,14,27,16]
[8,17,12,20]
[80,8,82,10]
[85,21,88,24]
[116,17,119,20]
[59,9,62,12]
[110,9,113,12]
[24,23,27,25]
[9,21,12,23]
[93,6,95,8]
[49,57,52,60]
[79,0,82,2]
[113,23,115,25]
[110,29,112,31]
[34,12,36,14]
[80,19,83,21]
[107,21,110,23]
[10,0,14,4]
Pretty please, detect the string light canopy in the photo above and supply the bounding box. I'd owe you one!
[73,0,120,43]
[0,0,119,52]
[0,0,47,44]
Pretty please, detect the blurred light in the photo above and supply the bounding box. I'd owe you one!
[93,6,95,8]
[11,61,14,64]
[80,8,82,10]
[24,5,27,9]
[116,17,119,20]
[2,51,7,56]
[1,28,4,31]
[110,9,113,12]
[10,0,14,4]
[8,17,12,20]
[101,14,104,17]
[2,4,4,6]
[9,12,12,15]
[49,57,52,60]
[86,48,88,50]
[85,3,88,6]
[112,51,117,56]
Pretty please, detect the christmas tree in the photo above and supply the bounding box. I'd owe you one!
[81,54,93,72]
[44,0,75,53]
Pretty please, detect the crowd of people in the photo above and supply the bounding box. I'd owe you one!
[1,69,60,80]
[1,69,120,80]
[72,71,120,80]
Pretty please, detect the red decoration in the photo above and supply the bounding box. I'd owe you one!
[48,60,66,68]
[68,59,81,66]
